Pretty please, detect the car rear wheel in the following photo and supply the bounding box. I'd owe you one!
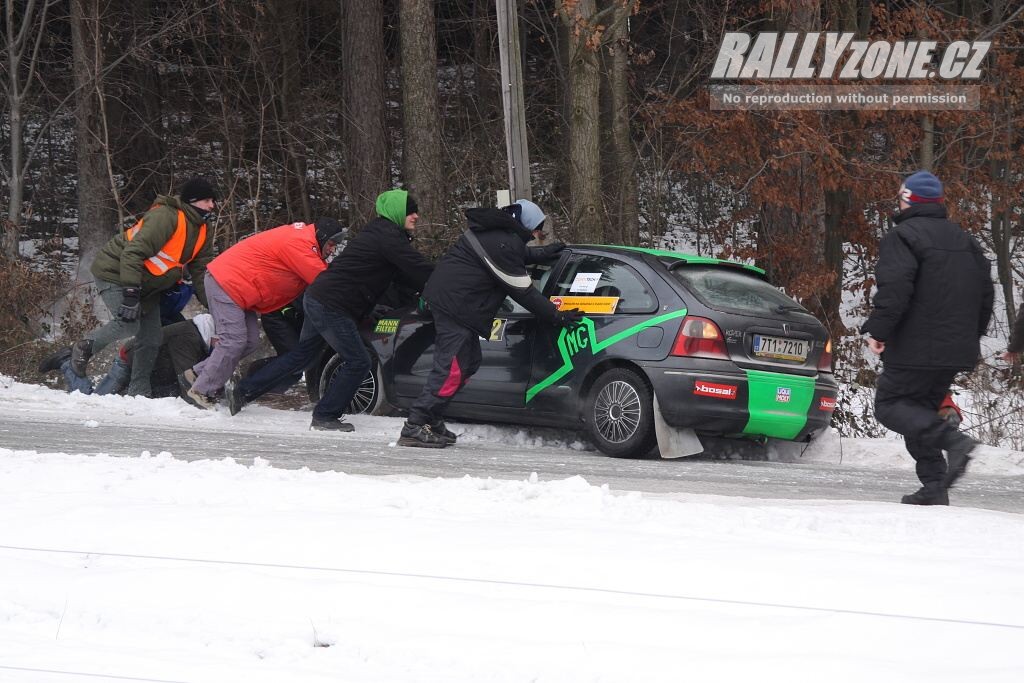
[311,352,388,416]
[584,367,657,458]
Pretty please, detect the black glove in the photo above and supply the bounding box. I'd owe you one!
[542,241,566,257]
[553,308,584,327]
[117,287,141,322]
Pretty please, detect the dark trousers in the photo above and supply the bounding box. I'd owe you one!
[408,310,482,426]
[874,365,959,486]
[236,296,369,421]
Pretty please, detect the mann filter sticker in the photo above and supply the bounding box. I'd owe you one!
[694,381,738,400]
[374,318,400,335]
[549,296,619,315]
[569,272,602,293]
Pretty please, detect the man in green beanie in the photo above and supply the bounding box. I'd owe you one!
[226,188,433,431]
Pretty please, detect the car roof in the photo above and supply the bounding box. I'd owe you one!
[571,244,766,277]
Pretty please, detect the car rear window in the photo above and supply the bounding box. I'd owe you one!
[670,265,808,317]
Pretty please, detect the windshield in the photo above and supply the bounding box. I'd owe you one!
[670,265,810,317]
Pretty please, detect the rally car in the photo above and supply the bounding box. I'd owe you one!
[307,245,838,458]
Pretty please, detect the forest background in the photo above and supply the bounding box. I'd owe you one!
[2,0,1022,445]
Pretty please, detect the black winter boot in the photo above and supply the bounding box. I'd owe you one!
[70,339,94,377]
[942,430,979,489]
[429,420,457,445]
[397,421,448,448]
[901,484,949,506]
[310,417,355,432]
[38,346,71,373]
[225,380,245,416]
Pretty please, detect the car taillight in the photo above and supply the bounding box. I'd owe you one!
[671,316,729,359]
[817,337,833,372]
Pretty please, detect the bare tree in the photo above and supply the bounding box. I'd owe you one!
[1,0,58,259]
[556,0,603,242]
[341,0,389,228]
[399,0,446,237]
[71,0,117,282]
[601,0,639,244]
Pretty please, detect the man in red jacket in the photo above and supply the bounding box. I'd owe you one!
[182,218,346,408]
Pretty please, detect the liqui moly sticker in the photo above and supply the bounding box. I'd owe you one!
[776,387,792,403]
[694,381,737,400]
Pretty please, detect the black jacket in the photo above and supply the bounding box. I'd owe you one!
[424,208,559,337]
[306,217,434,320]
[861,203,993,369]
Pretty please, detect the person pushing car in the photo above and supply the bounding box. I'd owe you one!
[398,199,582,448]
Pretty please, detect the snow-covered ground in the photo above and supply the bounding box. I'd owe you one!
[2,377,1024,682]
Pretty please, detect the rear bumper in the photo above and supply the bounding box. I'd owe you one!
[645,360,837,442]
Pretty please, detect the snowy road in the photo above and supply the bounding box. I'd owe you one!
[2,389,1022,512]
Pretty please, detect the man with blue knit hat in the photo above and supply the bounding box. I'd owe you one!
[397,198,582,448]
[862,170,994,505]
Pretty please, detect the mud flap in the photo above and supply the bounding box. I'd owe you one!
[653,393,703,459]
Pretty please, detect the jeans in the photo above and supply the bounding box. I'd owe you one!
[235,295,370,421]
[306,296,371,421]
[236,321,326,404]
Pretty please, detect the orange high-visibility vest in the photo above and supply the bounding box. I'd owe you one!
[126,209,207,276]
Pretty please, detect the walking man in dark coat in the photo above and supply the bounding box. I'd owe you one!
[862,171,994,505]
[397,199,580,448]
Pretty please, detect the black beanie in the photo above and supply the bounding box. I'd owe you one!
[314,217,346,249]
[406,195,419,216]
[179,177,217,204]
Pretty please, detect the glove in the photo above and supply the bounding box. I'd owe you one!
[542,241,566,257]
[553,308,584,327]
[117,287,141,322]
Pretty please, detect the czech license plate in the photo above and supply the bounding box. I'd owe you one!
[752,334,808,362]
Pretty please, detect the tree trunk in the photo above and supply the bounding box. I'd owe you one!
[399,0,446,239]
[266,0,310,219]
[341,0,389,228]
[558,0,602,243]
[603,2,639,244]
[71,0,117,283]
[3,0,56,259]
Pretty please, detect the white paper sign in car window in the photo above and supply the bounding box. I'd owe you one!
[570,272,602,293]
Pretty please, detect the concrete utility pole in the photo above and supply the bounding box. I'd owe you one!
[496,0,531,202]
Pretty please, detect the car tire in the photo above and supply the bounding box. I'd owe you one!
[309,352,389,416]
[584,367,657,458]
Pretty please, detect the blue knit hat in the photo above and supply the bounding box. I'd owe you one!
[899,171,943,204]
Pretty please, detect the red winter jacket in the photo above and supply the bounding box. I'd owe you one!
[208,223,326,314]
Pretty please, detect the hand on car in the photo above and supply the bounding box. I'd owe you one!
[117,287,141,322]
[866,336,885,355]
[553,308,584,327]
[542,241,566,257]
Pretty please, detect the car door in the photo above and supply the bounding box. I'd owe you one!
[388,265,552,409]
[526,251,661,413]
